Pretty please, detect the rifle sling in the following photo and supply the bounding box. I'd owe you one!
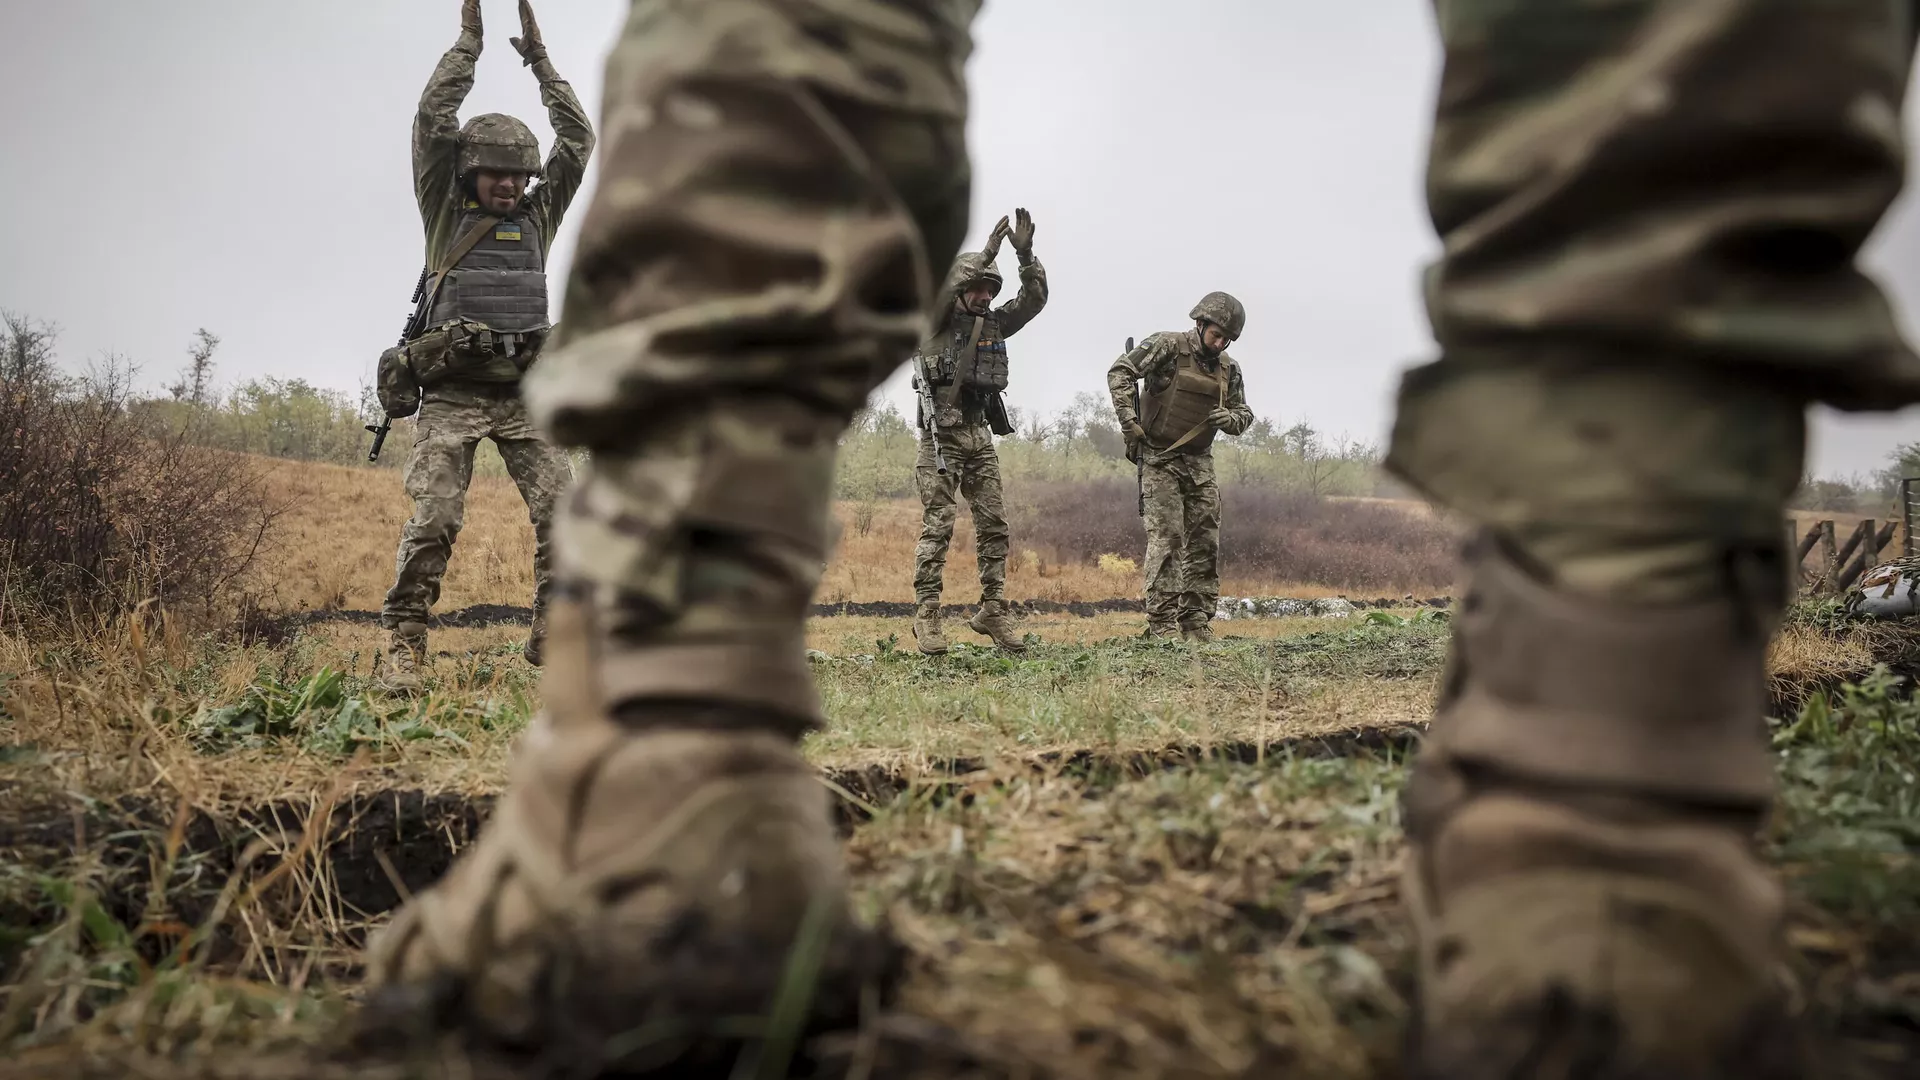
[1158,357,1230,454]
[413,214,504,335]
[936,316,987,411]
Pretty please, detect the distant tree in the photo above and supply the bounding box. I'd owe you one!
[1,311,59,384]
[168,328,220,407]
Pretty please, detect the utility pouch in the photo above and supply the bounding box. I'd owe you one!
[405,328,457,388]
[376,346,421,418]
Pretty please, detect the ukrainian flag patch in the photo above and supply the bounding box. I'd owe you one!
[496,224,523,242]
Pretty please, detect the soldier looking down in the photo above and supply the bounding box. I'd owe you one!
[909,210,1049,654]
[374,0,594,693]
[359,2,1920,1075]
[1108,292,1255,642]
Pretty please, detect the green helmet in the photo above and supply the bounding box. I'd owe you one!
[941,251,1004,305]
[1189,291,1246,341]
[458,113,543,180]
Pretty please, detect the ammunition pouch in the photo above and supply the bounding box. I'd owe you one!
[406,323,549,388]
[377,345,421,419]
[963,338,1010,393]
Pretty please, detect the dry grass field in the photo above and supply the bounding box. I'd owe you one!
[1,456,1916,1079]
[253,458,1453,619]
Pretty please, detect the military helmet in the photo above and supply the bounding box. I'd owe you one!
[458,113,543,179]
[943,251,1004,303]
[1189,291,1246,341]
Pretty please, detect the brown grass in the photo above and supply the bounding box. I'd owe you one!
[255,460,1458,617]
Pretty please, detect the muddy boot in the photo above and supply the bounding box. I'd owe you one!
[1403,543,1800,1080]
[1181,622,1215,644]
[379,622,426,695]
[524,610,547,667]
[912,601,948,656]
[358,602,897,1068]
[1144,619,1181,640]
[968,599,1028,652]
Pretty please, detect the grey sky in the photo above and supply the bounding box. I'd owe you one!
[5,1,1920,479]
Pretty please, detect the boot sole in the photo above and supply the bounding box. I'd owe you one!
[346,910,905,1075]
[967,621,1026,652]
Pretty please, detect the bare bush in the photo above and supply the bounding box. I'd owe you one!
[0,314,281,626]
[1010,478,1459,594]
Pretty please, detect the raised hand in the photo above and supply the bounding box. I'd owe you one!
[461,0,483,39]
[981,214,1011,261]
[1011,207,1036,256]
[511,0,548,63]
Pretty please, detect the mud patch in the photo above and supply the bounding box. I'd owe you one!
[240,596,1453,643]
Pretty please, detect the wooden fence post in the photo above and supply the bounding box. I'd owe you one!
[1819,520,1839,594]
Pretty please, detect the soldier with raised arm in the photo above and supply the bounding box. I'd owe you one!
[361,1,1920,1076]
[909,210,1048,654]
[375,0,595,692]
[1108,293,1255,642]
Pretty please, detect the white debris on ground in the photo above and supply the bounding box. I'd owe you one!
[1847,557,1920,620]
[1213,596,1360,620]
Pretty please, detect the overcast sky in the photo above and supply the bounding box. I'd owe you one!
[6,1,1920,478]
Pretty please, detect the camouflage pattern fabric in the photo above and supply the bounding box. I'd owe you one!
[1141,450,1221,634]
[1110,329,1250,632]
[1388,0,1920,605]
[415,23,594,267]
[913,422,1008,605]
[381,17,594,636]
[520,0,977,724]
[1107,329,1253,439]
[381,388,572,629]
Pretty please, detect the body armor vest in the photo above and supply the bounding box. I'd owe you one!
[428,209,549,334]
[1142,339,1228,454]
[917,311,1011,395]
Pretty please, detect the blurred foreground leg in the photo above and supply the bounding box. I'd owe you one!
[1393,2,1920,1076]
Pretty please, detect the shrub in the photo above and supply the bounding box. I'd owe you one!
[0,314,281,627]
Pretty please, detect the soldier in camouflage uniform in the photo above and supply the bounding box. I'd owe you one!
[1108,293,1255,643]
[910,211,1048,654]
[364,2,1920,1076]
[375,0,594,693]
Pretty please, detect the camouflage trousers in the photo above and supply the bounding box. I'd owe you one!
[520,0,972,726]
[913,422,1008,605]
[381,385,573,629]
[525,0,1920,712]
[1141,451,1219,633]
[1388,0,1920,605]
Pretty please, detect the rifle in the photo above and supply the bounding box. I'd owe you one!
[1126,336,1143,516]
[916,359,949,475]
[366,265,436,463]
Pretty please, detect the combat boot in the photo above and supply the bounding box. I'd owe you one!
[359,601,895,1067]
[1181,622,1215,644]
[912,601,948,656]
[1403,543,1801,1080]
[968,599,1029,652]
[524,610,547,667]
[1143,620,1181,640]
[379,622,427,695]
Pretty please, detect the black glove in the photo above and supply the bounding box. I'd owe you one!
[980,214,1011,262]
[1011,207,1036,260]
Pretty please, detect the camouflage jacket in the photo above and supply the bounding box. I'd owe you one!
[414,28,596,266]
[1107,329,1254,454]
[913,254,1047,426]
